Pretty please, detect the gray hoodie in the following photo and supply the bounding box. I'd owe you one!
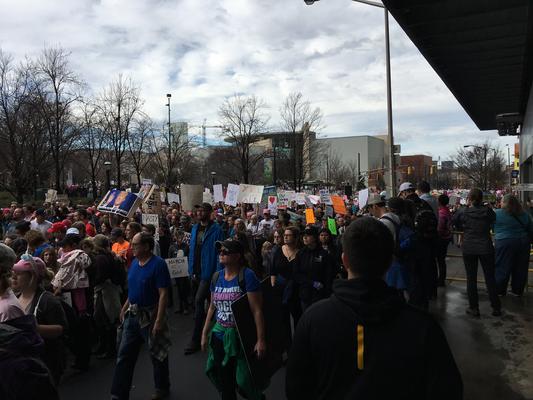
[453,205,496,255]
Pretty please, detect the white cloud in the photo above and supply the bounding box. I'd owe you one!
[0,0,518,160]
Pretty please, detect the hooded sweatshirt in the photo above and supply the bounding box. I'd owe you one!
[452,205,495,255]
[286,278,463,400]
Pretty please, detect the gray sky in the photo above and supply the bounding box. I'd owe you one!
[0,0,518,160]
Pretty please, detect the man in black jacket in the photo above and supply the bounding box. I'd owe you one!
[286,217,462,400]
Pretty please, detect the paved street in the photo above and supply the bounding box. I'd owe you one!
[59,244,533,400]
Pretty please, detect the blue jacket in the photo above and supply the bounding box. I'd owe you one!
[188,222,224,281]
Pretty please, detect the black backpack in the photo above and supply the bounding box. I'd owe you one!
[413,200,438,240]
[211,268,246,292]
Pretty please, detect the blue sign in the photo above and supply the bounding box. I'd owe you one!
[512,170,519,178]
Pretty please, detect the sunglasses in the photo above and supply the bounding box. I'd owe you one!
[219,248,237,256]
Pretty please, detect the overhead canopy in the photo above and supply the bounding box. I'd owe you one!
[382,0,533,130]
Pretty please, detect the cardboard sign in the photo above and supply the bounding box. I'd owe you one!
[238,184,264,204]
[358,189,369,209]
[142,214,160,240]
[225,183,240,207]
[98,189,142,218]
[305,209,316,224]
[142,178,153,185]
[137,184,155,202]
[213,184,224,203]
[45,189,57,203]
[267,196,278,216]
[166,257,189,278]
[331,195,347,215]
[142,187,162,214]
[56,194,69,204]
[181,184,203,211]
[167,193,180,205]
[319,189,332,205]
[328,218,338,235]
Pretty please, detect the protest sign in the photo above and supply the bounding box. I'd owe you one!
[56,194,69,204]
[358,189,369,209]
[260,186,277,210]
[166,257,189,279]
[325,205,334,218]
[308,195,320,205]
[267,196,278,216]
[328,218,338,235]
[98,189,142,218]
[331,195,347,215]
[181,184,203,211]
[137,184,155,202]
[141,213,160,240]
[142,187,162,214]
[225,183,240,207]
[295,193,307,205]
[142,178,153,185]
[286,210,304,222]
[203,191,214,204]
[45,189,57,203]
[160,189,166,204]
[167,193,180,205]
[305,209,316,224]
[277,190,290,207]
[319,189,332,205]
[238,184,264,204]
[213,184,224,203]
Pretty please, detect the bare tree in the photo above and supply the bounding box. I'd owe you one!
[219,95,270,184]
[280,92,325,191]
[33,46,82,192]
[76,100,106,198]
[97,75,143,188]
[453,141,506,190]
[326,151,350,188]
[127,116,156,187]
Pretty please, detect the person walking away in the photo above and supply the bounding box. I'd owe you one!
[286,217,463,400]
[494,194,531,296]
[436,194,452,287]
[184,203,224,355]
[201,239,266,400]
[452,188,501,317]
[417,181,438,216]
[111,232,172,400]
[11,254,68,385]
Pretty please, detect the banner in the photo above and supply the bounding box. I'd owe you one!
[225,183,240,207]
[98,189,142,218]
[213,184,224,203]
[181,184,203,211]
[167,193,180,205]
[166,257,189,278]
[238,184,264,204]
[267,196,278,216]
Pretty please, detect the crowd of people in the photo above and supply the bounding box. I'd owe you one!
[0,179,531,399]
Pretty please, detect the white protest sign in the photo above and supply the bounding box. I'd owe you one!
[167,193,180,204]
[358,189,369,209]
[142,178,153,185]
[277,190,290,207]
[213,184,224,203]
[166,257,189,278]
[319,189,332,205]
[225,183,240,207]
[45,189,58,203]
[238,184,264,204]
[308,195,321,205]
[203,191,214,204]
[295,192,307,205]
[267,196,278,216]
[181,184,203,211]
[142,214,160,241]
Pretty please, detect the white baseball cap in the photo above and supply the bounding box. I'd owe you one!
[398,182,415,193]
[66,227,80,235]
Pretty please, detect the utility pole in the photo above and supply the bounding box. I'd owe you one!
[166,94,172,186]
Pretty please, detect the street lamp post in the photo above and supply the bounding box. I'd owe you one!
[211,171,217,187]
[304,0,396,196]
[506,144,511,191]
[166,94,172,185]
[104,161,112,192]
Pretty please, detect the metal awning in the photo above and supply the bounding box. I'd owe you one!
[382,0,533,130]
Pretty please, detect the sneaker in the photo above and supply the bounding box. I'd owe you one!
[509,292,522,297]
[466,307,480,317]
[184,342,200,355]
[151,389,170,400]
[492,309,502,317]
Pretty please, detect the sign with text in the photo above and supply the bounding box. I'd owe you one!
[267,196,278,216]
[142,187,162,214]
[45,189,58,203]
[331,195,347,215]
[98,189,142,218]
[238,184,264,204]
[305,208,316,224]
[142,214,160,241]
[213,184,224,203]
[166,257,189,279]
[225,183,240,207]
[203,191,214,204]
[167,192,180,205]
[319,189,332,205]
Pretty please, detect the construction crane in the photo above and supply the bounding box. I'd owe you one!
[188,119,226,147]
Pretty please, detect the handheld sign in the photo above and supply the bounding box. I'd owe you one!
[305,209,316,224]
[166,257,189,279]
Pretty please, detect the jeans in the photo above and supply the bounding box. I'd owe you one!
[436,238,451,285]
[191,279,211,344]
[495,237,530,295]
[111,313,170,400]
[463,253,501,311]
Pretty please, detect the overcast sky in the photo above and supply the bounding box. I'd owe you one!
[0,0,518,160]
